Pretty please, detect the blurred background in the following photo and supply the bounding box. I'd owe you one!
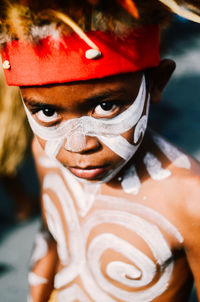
[0,17,199,302]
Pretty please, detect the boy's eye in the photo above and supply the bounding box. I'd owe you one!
[35,108,60,123]
[93,102,119,118]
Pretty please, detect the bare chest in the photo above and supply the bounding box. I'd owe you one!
[41,166,191,302]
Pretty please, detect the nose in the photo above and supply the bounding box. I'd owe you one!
[64,132,100,153]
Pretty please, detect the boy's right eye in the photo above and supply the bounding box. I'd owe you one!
[35,108,60,124]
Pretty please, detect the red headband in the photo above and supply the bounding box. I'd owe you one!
[1,25,160,86]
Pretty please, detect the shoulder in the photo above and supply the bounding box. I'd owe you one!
[148,130,200,181]
[151,133,200,248]
[140,130,200,228]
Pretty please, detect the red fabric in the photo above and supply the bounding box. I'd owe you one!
[1,26,160,86]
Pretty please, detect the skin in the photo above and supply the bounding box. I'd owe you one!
[20,59,200,302]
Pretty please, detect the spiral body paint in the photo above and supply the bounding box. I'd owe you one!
[38,145,186,301]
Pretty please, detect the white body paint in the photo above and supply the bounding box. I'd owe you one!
[27,295,33,302]
[41,166,183,301]
[152,134,191,170]
[28,272,48,286]
[44,194,69,265]
[30,231,49,266]
[121,164,141,195]
[38,156,58,168]
[58,284,91,302]
[144,152,171,181]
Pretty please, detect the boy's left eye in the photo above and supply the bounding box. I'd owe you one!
[93,102,119,118]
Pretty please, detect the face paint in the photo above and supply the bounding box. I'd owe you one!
[23,75,149,158]
[22,75,149,183]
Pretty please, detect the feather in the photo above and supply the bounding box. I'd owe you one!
[31,23,60,42]
[117,0,139,18]
[39,9,99,50]
[158,0,200,22]
[5,2,33,40]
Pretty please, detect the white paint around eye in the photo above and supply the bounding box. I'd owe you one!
[28,272,48,286]
[144,152,171,181]
[30,231,49,266]
[22,75,148,163]
[58,284,91,302]
[152,134,191,170]
[22,76,146,140]
[121,164,141,195]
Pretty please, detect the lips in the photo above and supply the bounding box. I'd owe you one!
[68,165,109,180]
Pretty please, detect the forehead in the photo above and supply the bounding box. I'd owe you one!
[20,72,142,106]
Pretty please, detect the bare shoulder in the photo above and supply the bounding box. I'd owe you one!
[142,130,200,224]
[150,131,200,233]
[149,130,200,180]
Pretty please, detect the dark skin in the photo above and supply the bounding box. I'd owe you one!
[21,60,200,302]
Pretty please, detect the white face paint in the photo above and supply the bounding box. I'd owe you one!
[22,76,150,182]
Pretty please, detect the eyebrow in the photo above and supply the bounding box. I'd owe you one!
[83,88,126,104]
[23,99,63,111]
[23,87,127,110]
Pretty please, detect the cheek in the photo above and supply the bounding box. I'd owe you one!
[121,127,135,144]
[36,136,47,151]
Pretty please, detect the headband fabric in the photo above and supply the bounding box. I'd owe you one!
[1,25,160,86]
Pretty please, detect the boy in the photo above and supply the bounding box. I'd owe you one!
[0,0,200,301]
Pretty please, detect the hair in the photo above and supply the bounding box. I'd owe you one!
[0,0,172,46]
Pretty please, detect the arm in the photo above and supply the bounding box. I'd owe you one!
[180,174,200,300]
[28,224,58,302]
[28,137,58,302]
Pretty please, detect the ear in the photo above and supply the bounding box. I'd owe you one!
[149,59,176,104]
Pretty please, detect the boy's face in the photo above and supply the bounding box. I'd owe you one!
[20,71,153,182]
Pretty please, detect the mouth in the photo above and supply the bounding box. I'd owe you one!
[68,165,110,180]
